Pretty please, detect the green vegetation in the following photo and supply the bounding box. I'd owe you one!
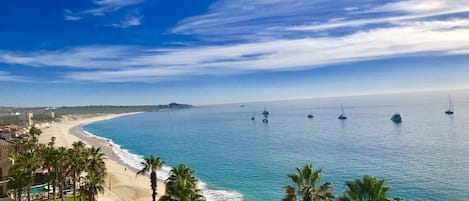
[161,164,205,201]
[32,116,55,123]
[284,163,404,201]
[138,155,205,201]
[53,103,192,117]
[9,128,107,201]
[137,155,165,201]
[284,163,334,201]
[0,119,24,126]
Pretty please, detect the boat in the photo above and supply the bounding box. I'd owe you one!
[262,118,268,123]
[338,104,347,120]
[251,116,255,120]
[262,108,269,116]
[307,108,314,118]
[445,96,454,115]
[240,105,245,108]
[391,113,402,123]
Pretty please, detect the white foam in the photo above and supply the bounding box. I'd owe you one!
[81,127,244,201]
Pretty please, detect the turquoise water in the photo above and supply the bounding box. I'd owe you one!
[84,91,469,201]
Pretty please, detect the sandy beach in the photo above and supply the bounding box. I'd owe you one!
[38,113,165,201]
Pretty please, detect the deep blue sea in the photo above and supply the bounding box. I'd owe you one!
[83,91,469,201]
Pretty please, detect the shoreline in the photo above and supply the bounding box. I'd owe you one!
[39,112,166,201]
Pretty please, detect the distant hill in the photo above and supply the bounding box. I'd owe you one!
[0,103,193,117]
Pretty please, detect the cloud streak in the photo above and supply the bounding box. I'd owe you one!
[0,71,24,82]
[111,15,143,28]
[2,19,469,82]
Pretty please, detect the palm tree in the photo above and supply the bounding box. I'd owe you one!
[82,170,106,201]
[339,175,402,201]
[15,152,42,201]
[137,155,165,201]
[8,163,30,201]
[87,147,106,173]
[29,126,42,141]
[69,141,87,201]
[160,164,205,201]
[286,163,335,201]
[282,186,297,201]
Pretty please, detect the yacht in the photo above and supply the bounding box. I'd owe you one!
[391,113,402,123]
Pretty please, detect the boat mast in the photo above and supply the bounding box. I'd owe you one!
[449,96,454,112]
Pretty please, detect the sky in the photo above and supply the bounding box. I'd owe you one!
[1,0,469,106]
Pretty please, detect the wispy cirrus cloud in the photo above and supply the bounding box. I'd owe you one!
[0,71,24,82]
[63,0,144,28]
[171,0,469,41]
[111,15,143,28]
[2,19,469,82]
[74,0,143,17]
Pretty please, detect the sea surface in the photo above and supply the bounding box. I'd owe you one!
[83,91,469,201]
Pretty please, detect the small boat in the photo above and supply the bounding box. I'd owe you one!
[307,108,314,118]
[338,104,347,120]
[262,118,268,123]
[445,96,454,115]
[391,113,402,123]
[251,116,255,120]
[262,108,269,116]
[240,105,245,108]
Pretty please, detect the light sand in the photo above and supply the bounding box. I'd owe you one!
[38,113,166,201]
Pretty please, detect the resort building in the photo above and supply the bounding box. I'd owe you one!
[0,139,13,201]
[0,112,33,127]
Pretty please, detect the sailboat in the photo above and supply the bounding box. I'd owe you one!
[262,107,269,123]
[262,107,269,116]
[338,104,347,120]
[445,96,454,115]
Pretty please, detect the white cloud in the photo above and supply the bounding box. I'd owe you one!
[111,15,143,28]
[368,0,463,13]
[2,19,469,82]
[64,0,143,22]
[65,15,82,21]
[83,0,143,16]
[0,71,23,82]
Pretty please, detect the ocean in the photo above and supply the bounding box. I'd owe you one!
[83,90,469,201]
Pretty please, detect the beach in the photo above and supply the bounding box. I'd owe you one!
[38,113,166,201]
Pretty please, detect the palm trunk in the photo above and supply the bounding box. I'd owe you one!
[151,171,157,201]
[17,188,21,201]
[59,181,64,200]
[53,176,57,201]
[48,167,52,199]
[27,185,31,201]
[73,172,77,201]
[78,176,82,201]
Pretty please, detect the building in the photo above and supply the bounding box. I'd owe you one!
[0,112,33,127]
[0,125,23,140]
[0,139,13,200]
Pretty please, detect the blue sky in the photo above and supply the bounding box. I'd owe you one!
[1,0,469,106]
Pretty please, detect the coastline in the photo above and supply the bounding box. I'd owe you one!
[38,112,166,201]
